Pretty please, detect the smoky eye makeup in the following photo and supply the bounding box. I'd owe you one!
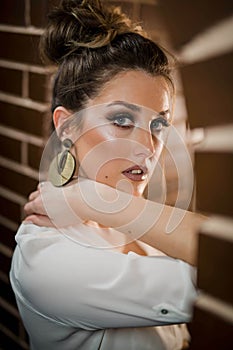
[104,103,171,134]
[150,117,170,133]
[106,111,136,128]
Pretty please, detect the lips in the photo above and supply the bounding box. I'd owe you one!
[122,165,148,182]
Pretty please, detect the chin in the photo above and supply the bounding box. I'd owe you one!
[134,190,146,197]
[132,184,147,197]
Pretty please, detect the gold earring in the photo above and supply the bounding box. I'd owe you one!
[48,138,76,187]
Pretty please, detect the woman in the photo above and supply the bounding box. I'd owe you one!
[10,1,205,349]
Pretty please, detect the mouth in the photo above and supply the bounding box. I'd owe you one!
[122,165,148,182]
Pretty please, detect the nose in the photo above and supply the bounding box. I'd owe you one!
[133,127,155,158]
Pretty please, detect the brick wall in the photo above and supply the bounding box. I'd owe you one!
[0,1,186,348]
[0,1,59,348]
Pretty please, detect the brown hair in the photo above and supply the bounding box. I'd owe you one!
[40,0,175,115]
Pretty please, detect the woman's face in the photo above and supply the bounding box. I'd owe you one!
[73,71,171,196]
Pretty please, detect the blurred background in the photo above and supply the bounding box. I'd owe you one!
[0,0,232,349]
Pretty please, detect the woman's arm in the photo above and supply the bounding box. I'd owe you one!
[70,180,206,266]
[24,180,207,265]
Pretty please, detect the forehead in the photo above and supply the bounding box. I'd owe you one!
[88,70,171,112]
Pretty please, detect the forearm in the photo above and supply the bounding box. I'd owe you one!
[67,181,207,265]
[26,180,206,265]
[139,206,205,266]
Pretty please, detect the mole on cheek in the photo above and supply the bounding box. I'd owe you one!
[105,175,108,179]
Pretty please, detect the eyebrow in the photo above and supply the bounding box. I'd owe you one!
[107,101,141,112]
[156,109,171,121]
[107,100,170,119]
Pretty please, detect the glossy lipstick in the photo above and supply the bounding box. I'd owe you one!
[122,165,147,182]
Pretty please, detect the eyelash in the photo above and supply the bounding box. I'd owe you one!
[107,114,170,132]
[150,117,170,133]
[108,113,134,128]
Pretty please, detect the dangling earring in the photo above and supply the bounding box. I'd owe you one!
[48,138,76,187]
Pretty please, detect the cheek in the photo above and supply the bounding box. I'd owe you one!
[75,127,124,177]
[84,128,107,147]
[153,137,164,158]
[76,127,110,158]
[97,159,123,178]
[156,141,164,157]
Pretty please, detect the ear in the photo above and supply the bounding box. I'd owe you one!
[53,106,72,130]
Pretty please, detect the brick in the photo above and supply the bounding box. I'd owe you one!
[195,152,233,216]
[0,0,25,26]
[161,0,233,49]
[0,32,41,65]
[29,72,50,102]
[0,101,46,137]
[0,166,38,197]
[181,52,233,128]
[31,0,60,27]
[0,224,17,250]
[0,279,29,348]
[28,144,43,170]
[0,134,21,162]
[0,67,22,96]
[197,232,233,305]
[0,196,21,224]
[189,302,233,350]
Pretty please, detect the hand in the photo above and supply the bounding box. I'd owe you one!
[24,182,55,227]
[24,181,84,228]
[23,178,137,229]
[24,184,45,216]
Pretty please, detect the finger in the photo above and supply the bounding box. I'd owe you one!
[28,190,39,202]
[24,200,37,216]
[24,202,32,216]
[23,215,55,228]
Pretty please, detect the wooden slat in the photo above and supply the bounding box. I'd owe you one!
[195,151,233,216]
[180,52,233,129]
[197,223,233,304]
[160,0,233,49]
[189,294,233,350]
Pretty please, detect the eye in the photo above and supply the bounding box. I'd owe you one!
[108,113,134,128]
[150,117,169,133]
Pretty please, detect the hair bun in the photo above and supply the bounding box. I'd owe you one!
[40,0,142,64]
